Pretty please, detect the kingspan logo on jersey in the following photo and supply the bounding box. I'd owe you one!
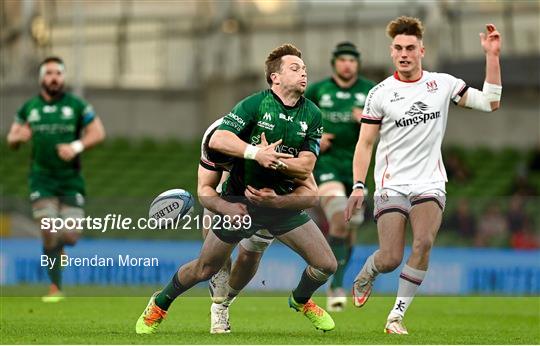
[395,101,440,128]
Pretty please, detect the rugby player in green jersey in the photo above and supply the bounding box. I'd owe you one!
[6,57,106,302]
[136,44,337,334]
[305,42,376,311]
[197,118,319,333]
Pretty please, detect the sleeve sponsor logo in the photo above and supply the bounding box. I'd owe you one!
[83,105,95,117]
[223,112,246,131]
[364,82,384,116]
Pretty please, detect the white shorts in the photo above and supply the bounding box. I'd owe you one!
[373,182,446,221]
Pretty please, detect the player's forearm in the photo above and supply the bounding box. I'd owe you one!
[209,130,248,158]
[80,118,106,150]
[197,185,229,215]
[485,53,501,110]
[275,186,318,210]
[279,158,312,180]
[280,154,316,180]
[485,53,501,86]
[352,139,373,184]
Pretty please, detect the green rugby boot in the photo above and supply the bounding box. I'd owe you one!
[288,295,335,332]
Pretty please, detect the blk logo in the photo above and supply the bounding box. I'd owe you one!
[279,113,293,122]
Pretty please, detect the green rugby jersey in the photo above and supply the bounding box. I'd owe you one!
[15,92,96,175]
[305,76,375,185]
[218,89,323,197]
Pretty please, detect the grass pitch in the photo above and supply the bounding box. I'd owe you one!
[1,286,539,344]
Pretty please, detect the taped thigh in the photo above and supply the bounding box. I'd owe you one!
[239,229,274,253]
[319,182,347,220]
[32,200,59,220]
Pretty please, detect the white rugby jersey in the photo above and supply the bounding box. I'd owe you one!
[361,71,467,189]
[199,117,233,172]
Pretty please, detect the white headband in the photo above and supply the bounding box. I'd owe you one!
[39,62,65,82]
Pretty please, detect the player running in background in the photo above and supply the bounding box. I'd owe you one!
[198,117,318,334]
[305,41,375,311]
[345,17,501,334]
[136,44,337,334]
[6,56,106,302]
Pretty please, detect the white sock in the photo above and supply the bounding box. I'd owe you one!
[220,285,240,307]
[356,250,380,281]
[388,264,426,319]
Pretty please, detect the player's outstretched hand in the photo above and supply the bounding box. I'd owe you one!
[480,24,501,56]
[56,143,77,161]
[245,185,279,208]
[344,188,365,222]
[255,137,293,170]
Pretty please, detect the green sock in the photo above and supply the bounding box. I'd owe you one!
[346,244,353,264]
[292,268,327,304]
[44,244,63,290]
[155,271,188,310]
[328,236,347,289]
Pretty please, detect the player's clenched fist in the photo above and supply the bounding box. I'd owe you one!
[344,188,365,222]
[17,124,32,142]
[56,143,78,161]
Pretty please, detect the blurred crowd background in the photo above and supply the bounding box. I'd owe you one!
[1,0,539,249]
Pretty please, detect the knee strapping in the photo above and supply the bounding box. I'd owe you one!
[306,265,332,282]
[321,193,347,220]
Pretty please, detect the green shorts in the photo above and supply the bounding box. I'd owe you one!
[315,165,353,195]
[212,207,311,244]
[29,172,86,208]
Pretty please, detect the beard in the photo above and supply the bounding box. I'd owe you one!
[336,71,355,82]
[41,81,64,97]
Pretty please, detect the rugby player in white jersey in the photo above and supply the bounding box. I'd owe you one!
[345,16,501,334]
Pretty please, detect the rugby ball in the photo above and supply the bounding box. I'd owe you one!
[149,189,194,227]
